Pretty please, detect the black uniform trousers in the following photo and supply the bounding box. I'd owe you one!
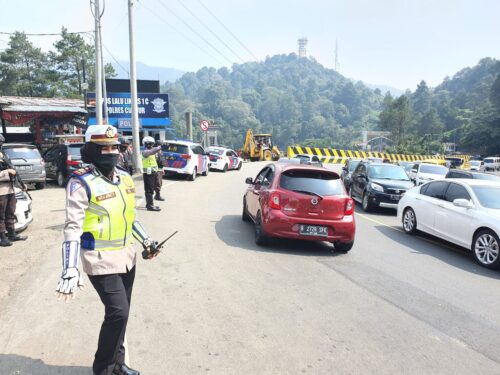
[88,266,136,375]
[154,171,163,195]
[143,173,156,207]
[0,193,16,233]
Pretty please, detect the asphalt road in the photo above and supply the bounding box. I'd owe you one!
[0,162,499,375]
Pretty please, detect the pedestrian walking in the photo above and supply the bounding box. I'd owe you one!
[141,136,162,211]
[0,134,27,247]
[55,125,161,375]
[154,140,165,201]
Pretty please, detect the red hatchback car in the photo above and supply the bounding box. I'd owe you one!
[242,163,356,251]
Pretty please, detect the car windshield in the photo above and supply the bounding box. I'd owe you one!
[295,155,310,161]
[68,144,83,159]
[484,158,494,163]
[470,161,481,166]
[472,186,500,209]
[445,157,464,167]
[162,143,189,154]
[348,160,361,172]
[420,165,448,175]
[368,165,409,180]
[206,148,224,155]
[280,170,343,196]
[4,147,41,160]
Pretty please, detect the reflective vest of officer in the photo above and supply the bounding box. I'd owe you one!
[142,153,158,173]
[74,168,136,251]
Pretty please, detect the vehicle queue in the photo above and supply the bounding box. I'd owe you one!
[3,135,500,271]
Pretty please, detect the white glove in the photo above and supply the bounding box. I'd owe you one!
[56,267,84,302]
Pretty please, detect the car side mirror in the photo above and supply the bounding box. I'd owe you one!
[453,198,474,209]
[245,177,254,184]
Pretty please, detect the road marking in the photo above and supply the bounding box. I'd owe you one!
[355,212,467,254]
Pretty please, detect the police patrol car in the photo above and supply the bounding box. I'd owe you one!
[206,146,243,172]
[161,140,209,181]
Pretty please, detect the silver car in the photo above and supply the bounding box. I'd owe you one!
[2,143,46,190]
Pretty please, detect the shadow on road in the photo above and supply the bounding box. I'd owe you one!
[0,354,90,375]
[215,215,341,257]
[374,225,500,279]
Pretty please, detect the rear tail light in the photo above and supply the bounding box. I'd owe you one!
[344,198,354,215]
[180,154,191,160]
[66,155,80,167]
[269,192,281,210]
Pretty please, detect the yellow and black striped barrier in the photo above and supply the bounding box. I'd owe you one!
[287,146,441,164]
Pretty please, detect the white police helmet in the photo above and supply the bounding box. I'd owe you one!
[85,125,120,145]
[142,136,155,145]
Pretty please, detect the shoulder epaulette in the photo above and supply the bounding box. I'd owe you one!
[72,166,93,176]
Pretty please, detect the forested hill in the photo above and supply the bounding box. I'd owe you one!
[163,54,383,149]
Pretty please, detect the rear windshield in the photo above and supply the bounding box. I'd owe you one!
[4,147,41,160]
[368,165,409,180]
[420,165,448,175]
[162,143,189,154]
[348,160,361,172]
[445,157,464,167]
[279,170,344,196]
[483,158,495,163]
[206,148,224,155]
[68,144,83,159]
[470,161,482,166]
[472,186,500,209]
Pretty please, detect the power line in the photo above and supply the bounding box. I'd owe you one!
[176,0,246,63]
[103,43,130,77]
[137,0,225,66]
[196,0,258,61]
[0,31,93,36]
[154,0,234,65]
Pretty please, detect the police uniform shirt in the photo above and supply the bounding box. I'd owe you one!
[64,170,136,276]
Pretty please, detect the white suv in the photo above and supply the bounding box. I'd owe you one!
[161,140,209,181]
[206,147,243,172]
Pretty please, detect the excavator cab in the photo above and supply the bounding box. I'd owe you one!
[240,129,280,162]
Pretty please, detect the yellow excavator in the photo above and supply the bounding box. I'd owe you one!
[239,129,280,162]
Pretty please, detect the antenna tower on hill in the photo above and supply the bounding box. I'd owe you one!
[297,37,308,57]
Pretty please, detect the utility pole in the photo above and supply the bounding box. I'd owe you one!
[94,0,103,125]
[128,0,141,173]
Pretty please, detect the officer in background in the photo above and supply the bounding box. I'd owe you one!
[154,139,165,202]
[141,136,162,211]
[55,125,160,375]
[117,137,133,175]
[0,134,27,247]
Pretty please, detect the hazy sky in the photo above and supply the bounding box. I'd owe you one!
[0,0,499,90]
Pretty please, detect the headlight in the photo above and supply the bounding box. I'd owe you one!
[370,182,384,192]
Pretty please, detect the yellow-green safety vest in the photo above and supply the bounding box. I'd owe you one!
[77,169,136,251]
[142,154,158,172]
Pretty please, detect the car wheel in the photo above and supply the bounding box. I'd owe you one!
[334,241,354,253]
[402,208,418,234]
[362,192,372,212]
[223,164,228,173]
[472,229,500,269]
[35,182,45,190]
[189,168,197,181]
[242,198,251,222]
[254,212,269,246]
[56,171,65,187]
[237,162,242,170]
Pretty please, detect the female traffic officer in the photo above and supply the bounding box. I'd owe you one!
[55,125,160,375]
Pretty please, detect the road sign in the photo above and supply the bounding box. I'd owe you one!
[200,119,209,132]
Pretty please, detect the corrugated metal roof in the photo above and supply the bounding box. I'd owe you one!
[0,96,86,113]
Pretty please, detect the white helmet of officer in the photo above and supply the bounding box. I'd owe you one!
[142,136,155,146]
[85,125,120,145]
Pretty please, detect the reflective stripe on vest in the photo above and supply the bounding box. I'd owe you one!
[142,154,158,172]
[77,170,136,251]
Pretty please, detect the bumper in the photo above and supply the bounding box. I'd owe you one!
[367,190,402,209]
[209,161,225,171]
[163,167,191,175]
[262,209,355,243]
[15,201,33,232]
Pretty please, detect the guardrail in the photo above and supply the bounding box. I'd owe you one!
[287,146,440,164]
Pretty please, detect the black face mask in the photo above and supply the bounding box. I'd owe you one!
[93,154,119,176]
[145,142,153,149]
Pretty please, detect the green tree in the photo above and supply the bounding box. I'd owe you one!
[379,95,411,146]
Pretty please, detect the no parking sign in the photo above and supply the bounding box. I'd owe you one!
[200,120,209,132]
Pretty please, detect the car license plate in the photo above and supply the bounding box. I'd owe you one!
[18,166,32,171]
[299,224,328,237]
[390,194,400,201]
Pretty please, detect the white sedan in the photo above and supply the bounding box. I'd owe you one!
[206,147,243,172]
[15,187,33,232]
[397,179,500,269]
